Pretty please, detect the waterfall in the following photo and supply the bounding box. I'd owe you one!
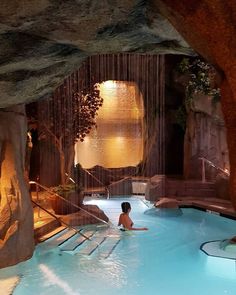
[35,53,165,193]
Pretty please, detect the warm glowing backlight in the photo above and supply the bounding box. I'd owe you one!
[75,81,143,168]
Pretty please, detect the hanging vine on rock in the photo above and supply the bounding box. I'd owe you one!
[175,57,221,130]
[178,58,221,106]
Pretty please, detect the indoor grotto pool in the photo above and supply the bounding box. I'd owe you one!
[0,197,236,295]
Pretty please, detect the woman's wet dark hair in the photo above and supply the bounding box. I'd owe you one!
[121,202,131,213]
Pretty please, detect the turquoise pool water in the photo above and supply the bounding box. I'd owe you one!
[1,197,236,295]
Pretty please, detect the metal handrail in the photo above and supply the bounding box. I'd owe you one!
[84,169,137,198]
[32,200,92,241]
[199,157,230,182]
[83,169,110,199]
[65,173,75,184]
[29,181,110,226]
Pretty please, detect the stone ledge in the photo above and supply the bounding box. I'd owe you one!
[201,240,236,260]
[0,276,20,295]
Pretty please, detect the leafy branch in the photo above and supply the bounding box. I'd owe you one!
[178,58,221,105]
[175,58,221,130]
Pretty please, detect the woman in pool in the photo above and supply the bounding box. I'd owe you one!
[118,202,148,231]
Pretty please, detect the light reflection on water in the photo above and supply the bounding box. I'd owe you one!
[77,256,127,288]
[39,264,79,295]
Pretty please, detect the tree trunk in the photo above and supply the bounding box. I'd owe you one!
[59,150,66,185]
[65,145,75,183]
[58,137,66,185]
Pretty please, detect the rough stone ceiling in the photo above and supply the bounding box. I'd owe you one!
[0,0,194,108]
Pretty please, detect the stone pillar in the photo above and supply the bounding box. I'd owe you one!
[0,105,34,268]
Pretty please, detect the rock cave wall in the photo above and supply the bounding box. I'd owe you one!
[0,105,34,269]
[154,0,236,207]
[184,95,228,180]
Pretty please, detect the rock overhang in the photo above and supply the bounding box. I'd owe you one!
[0,0,193,108]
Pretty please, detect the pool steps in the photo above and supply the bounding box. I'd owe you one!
[60,230,95,251]
[78,236,106,255]
[38,226,66,242]
[41,226,121,258]
[76,231,121,257]
[34,219,62,242]
[47,228,78,246]
[96,236,121,258]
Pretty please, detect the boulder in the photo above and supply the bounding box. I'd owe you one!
[145,175,166,201]
[154,197,179,209]
[60,204,109,226]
